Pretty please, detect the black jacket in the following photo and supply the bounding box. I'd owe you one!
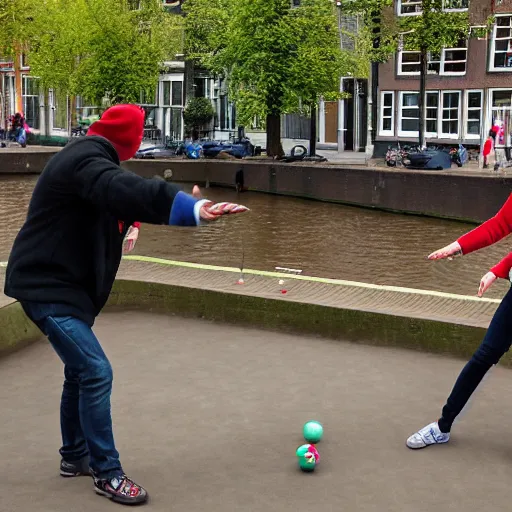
[4,136,184,325]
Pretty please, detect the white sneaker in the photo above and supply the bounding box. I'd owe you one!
[406,422,450,449]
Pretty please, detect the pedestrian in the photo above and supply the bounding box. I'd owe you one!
[406,192,512,450]
[4,104,246,505]
[482,129,494,169]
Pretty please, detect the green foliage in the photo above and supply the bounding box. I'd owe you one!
[10,0,183,105]
[338,0,398,64]
[0,0,33,58]
[184,0,350,127]
[400,4,469,53]
[183,96,214,132]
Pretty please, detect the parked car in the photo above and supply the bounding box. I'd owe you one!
[135,144,182,159]
[202,138,257,159]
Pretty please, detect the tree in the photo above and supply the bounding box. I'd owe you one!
[20,0,183,106]
[184,0,351,157]
[0,0,33,58]
[183,96,214,138]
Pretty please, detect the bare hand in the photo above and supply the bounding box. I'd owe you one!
[192,185,249,221]
[123,226,139,254]
[478,271,497,297]
[192,185,217,221]
[427,241,462,260]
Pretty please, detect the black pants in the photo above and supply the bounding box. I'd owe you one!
[438,285,512,433]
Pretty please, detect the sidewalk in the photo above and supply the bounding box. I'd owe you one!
[2,307,512,511]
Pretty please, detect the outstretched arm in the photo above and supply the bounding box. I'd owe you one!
[428,193,512,261]
[74,155,212,226]
[457,193,512,255]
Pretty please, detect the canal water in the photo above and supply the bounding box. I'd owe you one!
[1,174,510,299]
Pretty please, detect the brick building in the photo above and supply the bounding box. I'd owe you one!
[374,0,512,156]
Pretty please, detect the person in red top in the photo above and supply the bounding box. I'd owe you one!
[482,131,494,169]
[406,193,512,448]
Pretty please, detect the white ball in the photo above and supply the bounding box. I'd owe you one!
[278,279,285,285]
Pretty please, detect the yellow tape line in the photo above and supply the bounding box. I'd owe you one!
[122,255,502,304]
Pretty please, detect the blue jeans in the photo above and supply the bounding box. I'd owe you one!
[35,315,123,479]
[438,285,512,432]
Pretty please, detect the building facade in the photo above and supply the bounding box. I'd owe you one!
[374,0,512,156]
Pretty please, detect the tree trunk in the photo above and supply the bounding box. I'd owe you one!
[418,49,427,149]
[310,104,317,157]
[371,11,380,145]
[266,113,283,158]
[44,89,51,138]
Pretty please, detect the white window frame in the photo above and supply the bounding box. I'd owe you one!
[488,88,512,147]
[379,91,394,136]
[398,45,467,76]
[397,51,421,75]
[439,90,461,139]
[424,91,439,138]
[440,44,467,76]
[159,73,184,107]
[464,89,483,140]
[397,0,422,16]
[442,0,469,12]
[398,91,420,137]
[398,0,468,16]
[489,15,512,72]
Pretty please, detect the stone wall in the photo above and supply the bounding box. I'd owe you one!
[1,150,511,224]
[123,160,512,223]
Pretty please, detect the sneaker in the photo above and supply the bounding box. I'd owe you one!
[406,421,450,449]
[60,457,92,478]
[93,474,148,505]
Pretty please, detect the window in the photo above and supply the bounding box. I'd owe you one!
[139,87,157,106]
[397,0,422,15]
[172,82,182,106]
[397,44,467,76]
[161,80,183,107]
[490,16,512,71]
[22,77,40,131]
[398,0,468,15]
[193,77,211,98]
[398,92,419,136]
[21,53,29,69]
[398,52,421,74]
[465,90,482,139]
[441,43,467,74]
[491,89,512,147]
[379,92,394,136]
[425,92,439,135]
[442,0,468,11]
[440,91,460,138]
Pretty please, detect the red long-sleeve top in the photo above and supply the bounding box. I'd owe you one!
[483,138,493,158]
[458,193,512,279]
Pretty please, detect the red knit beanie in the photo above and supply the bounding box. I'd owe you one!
[87,104,144,161]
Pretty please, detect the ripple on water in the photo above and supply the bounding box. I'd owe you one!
[0,175,510,299]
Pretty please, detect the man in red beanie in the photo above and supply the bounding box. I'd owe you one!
[4,104,245,505]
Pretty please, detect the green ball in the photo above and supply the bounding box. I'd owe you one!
[303,421,323,443]
[296,444,317,472]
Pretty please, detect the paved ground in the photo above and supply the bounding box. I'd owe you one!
[2,311,512,512]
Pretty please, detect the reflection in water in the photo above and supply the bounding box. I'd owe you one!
[0,175,510,299]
